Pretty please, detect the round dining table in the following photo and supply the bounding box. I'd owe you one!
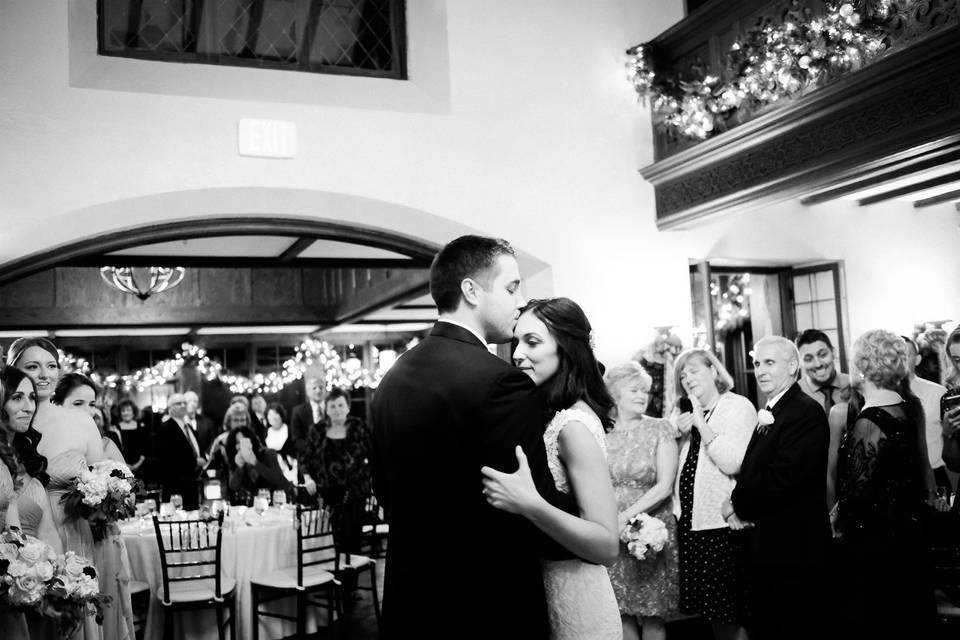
[122,507,326,640]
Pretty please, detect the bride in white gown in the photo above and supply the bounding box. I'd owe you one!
[482,297,622,639]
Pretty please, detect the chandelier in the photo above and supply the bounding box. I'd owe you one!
[99,266,186,301]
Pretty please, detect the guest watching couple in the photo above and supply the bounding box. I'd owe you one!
[116,399,147,474]
[603,362,678,640]
[796,329,851,413]
[263,402,297,483]
[942,327,960,471]
[224,426,292,501]
[672,349,754,640]
[481,297,621,639]
[156,392,205,510]
[300,387,372,552]
[372,236,589,638]
[727,336,830,640]
[834,330,936,637]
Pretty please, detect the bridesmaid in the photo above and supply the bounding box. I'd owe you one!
[0,366,62,551]
[7,337,103,640]
[0,435,31,640]
[53,372,135,640]
[2,365,64,640]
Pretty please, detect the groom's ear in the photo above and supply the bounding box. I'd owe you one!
[460,277,481,307]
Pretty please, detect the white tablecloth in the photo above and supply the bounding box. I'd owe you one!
[123,508,325,640]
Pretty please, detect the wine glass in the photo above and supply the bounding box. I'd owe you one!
[254,492,270,525]
[272,489,287,508]
[170,494,183,512]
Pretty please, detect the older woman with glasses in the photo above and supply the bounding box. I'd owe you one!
[672,349,755,640]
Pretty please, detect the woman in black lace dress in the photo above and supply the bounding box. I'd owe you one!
[836,330,937,637]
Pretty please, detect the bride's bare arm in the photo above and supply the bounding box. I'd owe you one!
[481,421,619,565]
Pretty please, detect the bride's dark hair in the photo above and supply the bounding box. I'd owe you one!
[518,298,615,432]
[0,365,49,486]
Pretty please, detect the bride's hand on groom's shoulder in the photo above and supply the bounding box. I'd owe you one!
[481,446,544,515]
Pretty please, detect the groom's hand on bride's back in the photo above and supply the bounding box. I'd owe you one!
[481,446,545,516]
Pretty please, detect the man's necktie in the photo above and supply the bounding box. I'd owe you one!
[182,422,200,457]
[820,387,834,414]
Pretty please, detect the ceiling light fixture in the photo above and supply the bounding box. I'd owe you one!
[99,266,186,301]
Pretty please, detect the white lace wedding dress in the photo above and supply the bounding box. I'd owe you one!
[541,402,623,639]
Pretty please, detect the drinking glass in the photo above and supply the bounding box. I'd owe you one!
[170,494,184,511]
[254,494,269,525]
[272,489,287,507]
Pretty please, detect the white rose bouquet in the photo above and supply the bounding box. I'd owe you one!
[62,460,141,542]
[620,513,669,561]
[0,527,58,609]
[40,550,109,637]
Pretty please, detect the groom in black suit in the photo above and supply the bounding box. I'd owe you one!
[371,236,576,639]
[727,336,831,640]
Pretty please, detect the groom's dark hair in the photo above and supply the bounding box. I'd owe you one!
[430,235,515,313]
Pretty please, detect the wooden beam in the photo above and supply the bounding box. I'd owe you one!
[0,216,439,286]
[914,186,960,208]
[858,171,960,206]
[800,145,960,206]
[277,237,315,263]
[68,255,427,269]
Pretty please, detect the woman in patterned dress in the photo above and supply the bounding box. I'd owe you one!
[481,297,621,639]
[672,349,755,640]
[604,362,679,640]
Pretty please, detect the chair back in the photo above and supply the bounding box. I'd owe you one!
[152,512,225,604]
[295,504,339,588]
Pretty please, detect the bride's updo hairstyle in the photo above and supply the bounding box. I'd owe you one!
[0,365,48,486]
[519,297,615,432]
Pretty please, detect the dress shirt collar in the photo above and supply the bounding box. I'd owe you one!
[766,386,790,410]
[437,317,488,347]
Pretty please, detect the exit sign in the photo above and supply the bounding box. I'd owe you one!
[238,119,297,158]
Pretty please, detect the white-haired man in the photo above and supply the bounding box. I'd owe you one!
[726,335,831,640]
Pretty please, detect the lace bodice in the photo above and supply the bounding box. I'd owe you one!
[543,402,607,494]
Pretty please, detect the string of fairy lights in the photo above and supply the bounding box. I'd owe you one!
[60,339,384,395]
[626,1,894,140]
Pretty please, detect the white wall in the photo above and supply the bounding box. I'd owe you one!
[1,0,957,368]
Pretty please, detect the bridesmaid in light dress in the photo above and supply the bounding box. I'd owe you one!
[7,337,104,640]
[0,437,31,640]
[53,372,136,640]
[1,365,64,640]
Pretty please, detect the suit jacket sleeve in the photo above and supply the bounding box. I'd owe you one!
[479,368,579,559]
[254,449,294,491]
[731,407,828,521]
[290,406,310,456]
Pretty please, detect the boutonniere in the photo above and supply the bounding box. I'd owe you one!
[756,409,775,434]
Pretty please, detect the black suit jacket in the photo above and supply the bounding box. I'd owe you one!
[155,417,202,510]
[731,382,830,636]
[290,402,319,457]
[192,414,216,455]
[371,322,577,639]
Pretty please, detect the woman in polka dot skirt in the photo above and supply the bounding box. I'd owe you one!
[671,349,756,640]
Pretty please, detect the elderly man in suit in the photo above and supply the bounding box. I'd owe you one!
[371,235,577,639]
[290,377,324,456]
[725,335,831,640]
[156,392,206,510]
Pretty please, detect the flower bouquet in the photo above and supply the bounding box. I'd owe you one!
[61,460,141,542]
[39,551,109,637]
[620,513,669,561]
[1,527,108,635]
[0,527,57,610]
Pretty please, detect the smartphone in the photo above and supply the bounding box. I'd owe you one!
[941,388,960,419]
